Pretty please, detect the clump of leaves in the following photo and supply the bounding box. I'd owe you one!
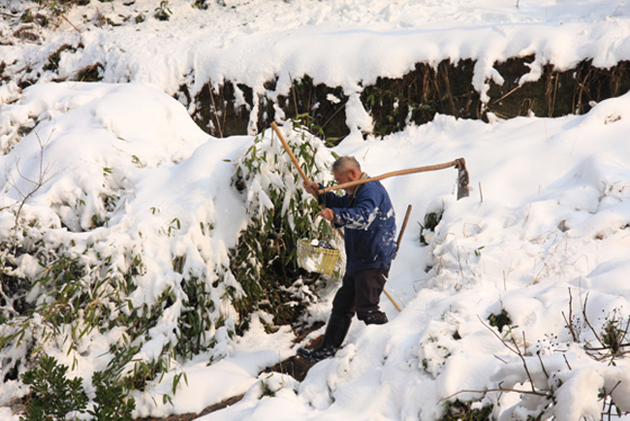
[600,308,629,355]
[419,208,444,245]
[487,308,513,334]
[154,0,172,21]
[0,232,182,398]
[88,370,136,421]
[567,294,630,361]
[20,354,136,421]
[76,63,103,82]
[441,399,493,421]
[192,0,208,9]
[31,0,76,17]
[20,355,88,421]
[260,375,276,398]
[44,44,74,72]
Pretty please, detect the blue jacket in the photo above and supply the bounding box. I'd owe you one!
[319,180,397,274]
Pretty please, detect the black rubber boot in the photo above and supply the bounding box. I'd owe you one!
[297,314,351,362]
[362,311,388,325]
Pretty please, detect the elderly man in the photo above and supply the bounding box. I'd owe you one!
[298,156,397,362]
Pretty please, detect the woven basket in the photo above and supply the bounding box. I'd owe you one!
[297,239,340,275]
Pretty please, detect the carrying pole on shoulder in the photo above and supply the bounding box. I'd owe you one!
[318,159,470,200]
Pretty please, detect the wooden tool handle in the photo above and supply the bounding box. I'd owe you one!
[318,160,461,194]
[384,288,402,312]
[396,204,413,250]
[271,122,308,182]
[385,205,412,313]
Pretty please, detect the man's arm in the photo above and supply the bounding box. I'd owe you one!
[330,192,379,230]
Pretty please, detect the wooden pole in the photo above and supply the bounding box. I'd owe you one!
[383,289,402,312]
[386,204,413,313]
[318,159,465,195]
[271,122,308,182]
[396,204,413,250]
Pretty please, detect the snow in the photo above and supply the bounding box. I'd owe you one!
[3,0,630,420]
[3,0,630,132]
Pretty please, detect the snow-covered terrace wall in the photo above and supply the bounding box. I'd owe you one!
[2,0,630,140]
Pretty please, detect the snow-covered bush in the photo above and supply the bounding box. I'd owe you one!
[229,121,339,328]
[417,184,630,421]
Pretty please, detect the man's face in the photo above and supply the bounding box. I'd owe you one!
[333,169,350,185]
[333,169,358,194]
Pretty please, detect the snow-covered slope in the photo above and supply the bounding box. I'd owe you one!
[3,82,630,421]
[3,1,630,420]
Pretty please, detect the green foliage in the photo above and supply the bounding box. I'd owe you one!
[32,0,82,17]
[192,0,208,9]
[260,374,276,398]
[487,309,513,334]
[76,64,104,82]
[284,76,349,145]
[419,208,444,245]
[440,400,493,421]
[474,246,485,257]
[88,370,135,421]
[0,119,332,411]
[20,355,88,421]
[0,231,180,395]
[363,84,438,137]
[294,113,339,147]
[44,44,74,72]
[154,0,172,21]
[20,354,136,421]
[176,276,216,358]
[600,308,628,356]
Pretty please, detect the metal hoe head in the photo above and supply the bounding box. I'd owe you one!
[454,158,470,200]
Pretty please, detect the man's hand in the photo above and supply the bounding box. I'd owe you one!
[319,208,335,221]
[303,180,320,196]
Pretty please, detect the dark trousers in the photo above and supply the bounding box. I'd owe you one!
[331,267,389,322]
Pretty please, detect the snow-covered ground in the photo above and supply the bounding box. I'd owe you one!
[3,1,630,420]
